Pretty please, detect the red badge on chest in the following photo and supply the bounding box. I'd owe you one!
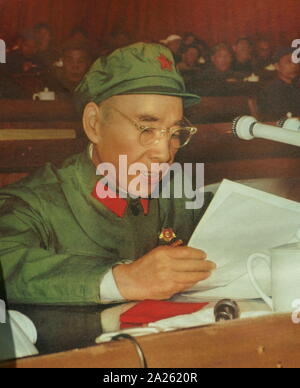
[159,228,177,243]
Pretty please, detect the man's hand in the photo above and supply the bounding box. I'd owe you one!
[113,246,216,301]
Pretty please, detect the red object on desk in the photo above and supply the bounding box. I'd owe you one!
[120,300,208,329]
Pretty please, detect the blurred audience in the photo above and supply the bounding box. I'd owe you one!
[254,38,273,70]
[160,35,182,63]
[9,34,24,53]
[185,43,242,96]
[34,23,60,68]
[43,40,92,98]
[232,37,254,73]
[106,30,132,54]
[182,33,198,47]
[69,26,89,42]
[257,47,300,120]
[194,38,210,65]
[177,45,202,72]
[6,31,43,74]
[176,45,203,86]
[1,22,298,118]
[207,43,235,77]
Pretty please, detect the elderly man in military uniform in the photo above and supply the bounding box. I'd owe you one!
[0,43,216,305]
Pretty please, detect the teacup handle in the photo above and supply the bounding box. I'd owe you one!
[247,253,273,310]
[33,94,39,101]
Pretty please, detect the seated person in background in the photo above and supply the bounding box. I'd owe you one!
[43,40,92,98]
[69,26,89,42]
[186,43,240,96]
[182,33,198,48]
[160,35,183,64]
[232,37,254,74]
[108,30,132,51]
[8,34,24,54]
[176,45,202,74]
[34,23,60,69]
[257,47,300,120]
[202,43,235,80]
[179,34,209,65]
[0,42,215,305]
[253,38,273,71]
[6,31,44,75]
[68,26,101,60]
[194,38,210,65]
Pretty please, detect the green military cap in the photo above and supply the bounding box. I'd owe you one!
[75,42,200,112]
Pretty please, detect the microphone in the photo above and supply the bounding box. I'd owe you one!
[277,117,300,132]
[232,116,300,147]
[214,299,240,322]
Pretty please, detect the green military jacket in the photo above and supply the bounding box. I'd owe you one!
[0,147,211,305]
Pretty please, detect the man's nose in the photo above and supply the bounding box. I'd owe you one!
[148,137,173,163]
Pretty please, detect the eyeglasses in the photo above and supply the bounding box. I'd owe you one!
[106,105,197,149]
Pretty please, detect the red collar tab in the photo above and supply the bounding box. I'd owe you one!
[140,198,149,215]
[92,182,149,218]
[157,54,173,71]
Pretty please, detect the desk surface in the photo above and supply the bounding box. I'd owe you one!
[4,299,269,356]
[0,100,80,122]
[2,310,300,368]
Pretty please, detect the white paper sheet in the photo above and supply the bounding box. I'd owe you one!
[187,179,300,297]
[95,300,273,343]
[0,310,38,361]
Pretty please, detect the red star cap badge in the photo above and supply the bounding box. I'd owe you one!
[157,54,173,71]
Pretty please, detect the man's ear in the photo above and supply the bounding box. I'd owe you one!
[82,102,103,144]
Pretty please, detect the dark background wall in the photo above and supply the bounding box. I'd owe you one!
[0,0,299,46]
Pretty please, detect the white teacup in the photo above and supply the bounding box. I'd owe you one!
[33,87,55,101]
[247,242,300,312]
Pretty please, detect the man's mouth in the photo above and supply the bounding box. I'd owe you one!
[140,171,161,183]
[140,165,171,185]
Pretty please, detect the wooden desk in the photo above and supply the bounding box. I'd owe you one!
[0,122,86,173]
[185,97,252,124]
[0,100,80,122]
[187,80,263,98]
[0,138,87,171]
[0,122,87,187]
[2,313,299,368]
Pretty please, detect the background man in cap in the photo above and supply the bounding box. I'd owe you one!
[0,43,215,305]
[232,37,254,74]
[257,47,300,120]
[160,35,183,64]
[42,40,92,99]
